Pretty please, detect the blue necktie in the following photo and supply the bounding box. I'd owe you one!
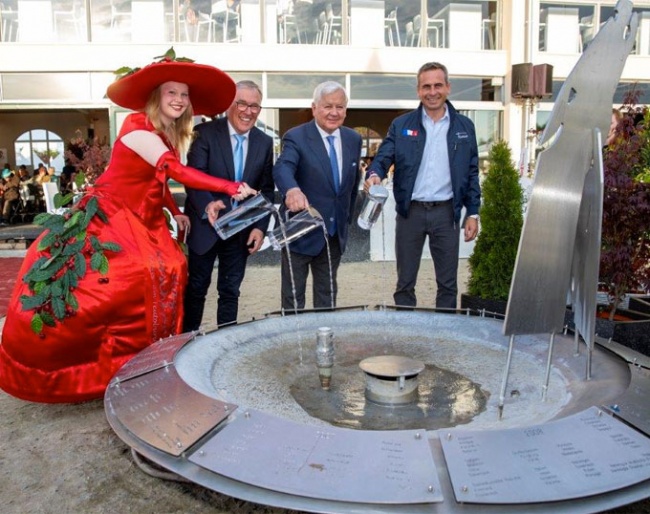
[326,135,340,193]
[234,134,245,182]
[326,135,339,236]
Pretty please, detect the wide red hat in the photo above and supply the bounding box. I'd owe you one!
[106,58,236,116]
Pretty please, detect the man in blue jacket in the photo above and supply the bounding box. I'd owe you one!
[365,62,481,309]
[273,81,362,311]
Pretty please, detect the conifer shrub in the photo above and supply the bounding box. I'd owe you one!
[467,140,524,301]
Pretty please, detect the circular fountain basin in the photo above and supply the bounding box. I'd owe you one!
[105,309,650,513]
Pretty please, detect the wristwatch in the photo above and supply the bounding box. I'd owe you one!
[469,214,480,220]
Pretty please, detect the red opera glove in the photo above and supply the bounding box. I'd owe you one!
[155,151,240,197]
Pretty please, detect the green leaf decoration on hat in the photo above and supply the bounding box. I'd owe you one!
[114,47,195,80]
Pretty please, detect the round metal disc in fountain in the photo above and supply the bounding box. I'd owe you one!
[359,355,426,405]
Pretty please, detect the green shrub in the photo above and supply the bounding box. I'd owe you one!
[467,140,524,301]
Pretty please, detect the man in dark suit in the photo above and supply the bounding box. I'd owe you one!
[183,80,274,330]
[273,81,362,311]
[365,61,481,309]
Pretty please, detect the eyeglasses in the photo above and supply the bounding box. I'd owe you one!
[234,101,262,114]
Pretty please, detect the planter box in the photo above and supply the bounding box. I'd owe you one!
[565,307,650,357]
[629,295,650,315]
[460,293,507,318]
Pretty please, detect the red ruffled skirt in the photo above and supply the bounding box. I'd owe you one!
[0,196,186,403]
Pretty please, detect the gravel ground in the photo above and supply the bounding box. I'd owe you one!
[1,259,649,514]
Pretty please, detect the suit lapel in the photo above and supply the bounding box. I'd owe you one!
[340,129,353,191]
[216,119,236,181]
[307,121,336,192]
[244,128,262,182]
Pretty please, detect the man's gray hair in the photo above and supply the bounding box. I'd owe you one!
[312,81,347,104]
[236,80,263,100]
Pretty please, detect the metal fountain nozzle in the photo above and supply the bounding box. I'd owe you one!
[315,327,334,390]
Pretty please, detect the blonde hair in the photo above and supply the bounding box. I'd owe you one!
[144,85,195,155]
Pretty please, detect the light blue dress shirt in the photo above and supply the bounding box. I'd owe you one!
[411,107,453,202]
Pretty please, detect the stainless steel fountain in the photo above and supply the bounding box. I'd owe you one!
[105,2,650,513]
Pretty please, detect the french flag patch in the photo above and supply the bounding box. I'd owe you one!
[402,129,418,137]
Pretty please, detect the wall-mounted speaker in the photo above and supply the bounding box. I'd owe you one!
[511,63,553,99]
[533,63,553,98]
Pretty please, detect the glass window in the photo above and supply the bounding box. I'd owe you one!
[268,73,345,99]
[14,130,65,171]
[541,80,650,105]
[350,75,417,101]
[450,78,491,102]
[425,0,498,50]
[613,82,650,104]
[460,110,501,162]
[2,73,92,101]
[286,0,342,45]
[53,0,87,42]
[350,74,500,102]
[539,2,596,53]
[602,4,650,55]
[90,0,171,42]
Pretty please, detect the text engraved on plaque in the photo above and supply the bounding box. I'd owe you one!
[441,407,650,504]
[111,332,196,383]
[189,409,442,504]
[106,367,236,457]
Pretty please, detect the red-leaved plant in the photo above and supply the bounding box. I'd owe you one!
[600,90,650,319]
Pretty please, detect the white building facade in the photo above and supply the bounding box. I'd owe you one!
[1,0,649,176]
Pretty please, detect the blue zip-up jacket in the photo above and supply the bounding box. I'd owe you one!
[368,101,480,222]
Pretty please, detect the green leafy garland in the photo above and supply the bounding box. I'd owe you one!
[113,47,194,80]
[20,174,122,335]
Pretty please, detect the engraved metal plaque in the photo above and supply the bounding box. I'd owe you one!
[604,365,650,437]
[441,407,650,503]
[106,366,237,456]
[111,332,196,383]
[189,409,442,504]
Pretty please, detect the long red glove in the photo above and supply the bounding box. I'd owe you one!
[155,151,241,197]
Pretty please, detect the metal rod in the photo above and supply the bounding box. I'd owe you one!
[542,332,556,401]
[498,334,516,420]
[574,328,580,356]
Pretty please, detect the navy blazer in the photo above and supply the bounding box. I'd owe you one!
[368,101,481,223]
[273,120,362,256]
[184,117,274,255]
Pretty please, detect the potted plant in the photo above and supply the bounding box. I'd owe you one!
[600,98,650,318]
[64,129,111,183]
[461,140,524,316]
[595,93,650,353]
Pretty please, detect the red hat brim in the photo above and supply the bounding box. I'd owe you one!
[106,61,236,116]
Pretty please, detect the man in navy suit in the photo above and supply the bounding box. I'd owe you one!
[273,81,362,311]
[183,80,274,330]
[365,62,481,309]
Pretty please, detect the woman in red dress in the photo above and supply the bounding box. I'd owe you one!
[0,54,255,403]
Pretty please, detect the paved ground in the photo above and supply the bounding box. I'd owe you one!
[0,224,648,513]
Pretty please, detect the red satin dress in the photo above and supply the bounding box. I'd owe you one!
[0,113,240,403]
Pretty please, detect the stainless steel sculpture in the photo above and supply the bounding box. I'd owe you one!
[505,0,637,339]
[499,0,638,416]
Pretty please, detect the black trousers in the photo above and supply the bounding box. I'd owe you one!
[280,235,342,311]
[394,200,459,309]
[183,233,250,330]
